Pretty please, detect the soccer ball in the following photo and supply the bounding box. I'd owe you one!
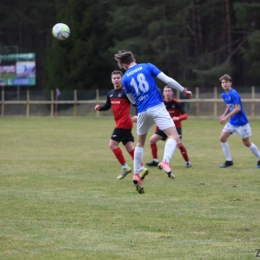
[52,23,70,40]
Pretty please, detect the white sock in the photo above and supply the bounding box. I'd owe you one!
[221,142,232,161]
[134,147,143,174]
[122,163,128,169]
[163,138,177,163]
[153,159,159,162]
[249,143,260,160]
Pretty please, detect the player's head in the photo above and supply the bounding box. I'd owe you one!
[111,70,123,89]
[114,51,135,69]
[219,74,232,91]
[163,85,174,100]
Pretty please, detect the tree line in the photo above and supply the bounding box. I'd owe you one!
[0,0,259,91]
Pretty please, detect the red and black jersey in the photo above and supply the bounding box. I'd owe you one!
[164,98,187,128]
[155,98,187,131]
[100,87,133,129]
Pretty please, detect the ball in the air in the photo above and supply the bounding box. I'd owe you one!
[52,23,70,40]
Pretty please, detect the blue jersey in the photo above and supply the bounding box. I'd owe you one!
[122,63,164,113]
[221,88,248,126]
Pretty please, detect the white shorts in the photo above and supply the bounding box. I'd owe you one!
[222,122,252,139]
[137,103,174,135]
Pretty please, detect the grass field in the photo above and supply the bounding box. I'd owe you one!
[0,117,260,260]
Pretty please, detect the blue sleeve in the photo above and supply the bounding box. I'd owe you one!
[147,63,161,77]
[230,91,240,104]
[122,77,131,94]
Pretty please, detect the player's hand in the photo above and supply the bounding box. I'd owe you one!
[94,105,101,111]
[172,117,179,121]
[132,115,138,122]
[220,116,227,124]
[183,88,192,98]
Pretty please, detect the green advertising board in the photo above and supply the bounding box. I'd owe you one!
[0,53,36,86]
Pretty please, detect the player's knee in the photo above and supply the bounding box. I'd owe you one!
[171,134,180,143]
[242,139,250,147]
[126,147,133,153]
[109,144,117,150]
[177,142,183,148]
[149,137,157,143]
[220,136,226,142]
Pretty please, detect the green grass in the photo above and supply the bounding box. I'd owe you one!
[0,117,260,260]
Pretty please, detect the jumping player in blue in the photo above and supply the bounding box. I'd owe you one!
[219,74,260,168]
[114,50,192,194]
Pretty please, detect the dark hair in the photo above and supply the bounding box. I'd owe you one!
[164,85,174,93]
[114,50,135,68]
[219,74,232,82]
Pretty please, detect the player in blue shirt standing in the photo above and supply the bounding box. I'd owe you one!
[219,74,260,168]
[114,50,192,194]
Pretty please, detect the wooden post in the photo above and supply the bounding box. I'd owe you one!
[55,88,60,116]
[26,90,30,117]
[196,87,199,116]
[176,90,180,99]
[96,89,99,117]
[74,89,77,116]
[1,88,4,116]
[251,86,255,116]
[50,90,54,117]
[214,86,217,117]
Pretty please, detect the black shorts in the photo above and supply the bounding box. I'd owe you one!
[155,127,182,141]
[111,128,134,145]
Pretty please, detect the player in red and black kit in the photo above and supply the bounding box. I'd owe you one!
[146,85,192,168]
[95,70,149,180]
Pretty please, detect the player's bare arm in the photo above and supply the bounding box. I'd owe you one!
[220,106,230,119]
[220,104,241,124]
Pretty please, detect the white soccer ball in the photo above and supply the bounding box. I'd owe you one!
[52,23,70,40]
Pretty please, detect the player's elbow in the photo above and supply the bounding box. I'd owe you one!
[236,106,241,112]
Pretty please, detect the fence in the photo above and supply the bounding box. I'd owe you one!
[0,86,260,118]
